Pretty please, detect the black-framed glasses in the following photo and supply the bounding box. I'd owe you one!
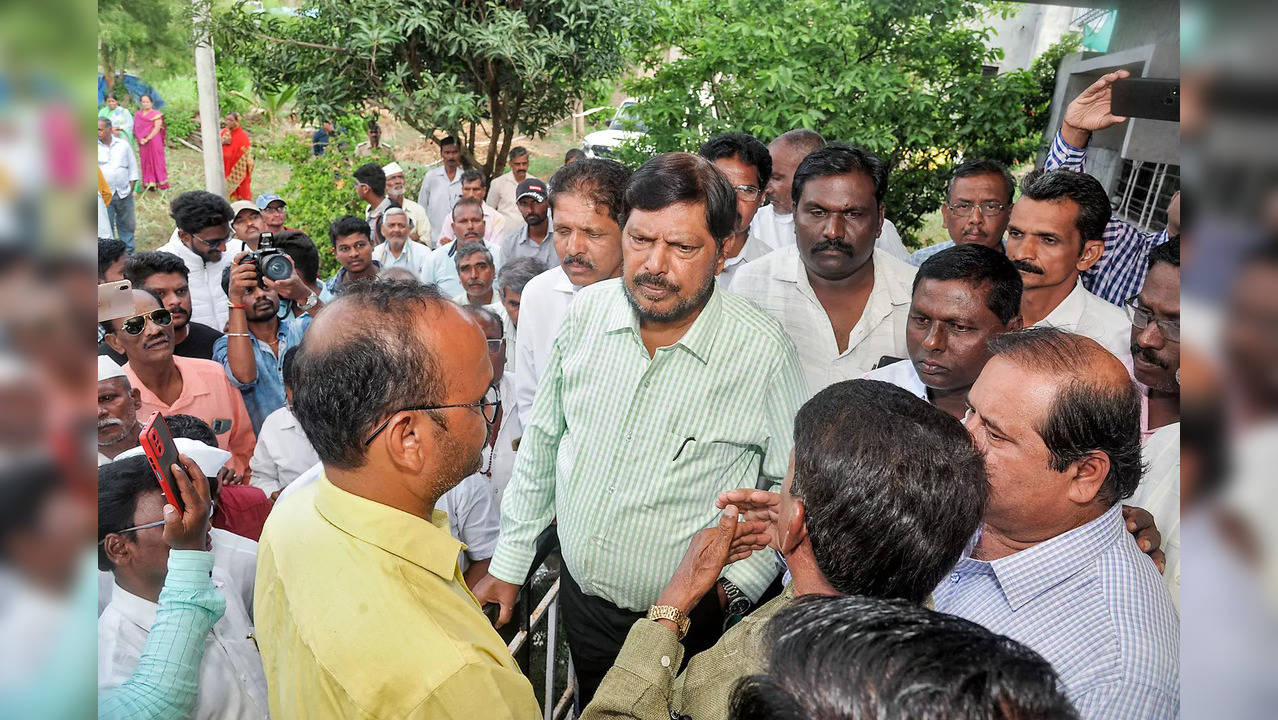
[363,384,502,445]
[119,308,172,335]
[1124,297,1180,342]
[486,338,506,353]
[947,201,1009,217]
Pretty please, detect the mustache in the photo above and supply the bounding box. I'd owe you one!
[1131,344,1167,369]
[562,253,595,270]
[810,239,856,256]
[632,272,680,292]
[1011,259,1044,275]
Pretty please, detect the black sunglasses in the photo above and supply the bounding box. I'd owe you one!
[118,308,172,336]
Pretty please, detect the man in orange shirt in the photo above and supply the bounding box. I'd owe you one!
[101,289,256,476]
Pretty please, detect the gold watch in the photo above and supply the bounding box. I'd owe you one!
[646,605,691,640]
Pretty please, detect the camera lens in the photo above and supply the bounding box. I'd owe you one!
[262,253,294,281]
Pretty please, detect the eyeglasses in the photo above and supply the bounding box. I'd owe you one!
[191,232,230,248]
[118,308,172,335]
[947,201,1009,217]
[733,185,766,204]
[1124,297,1180,342]
[99,501,216,544]
[486,338,506,353]
[364,384,502,445]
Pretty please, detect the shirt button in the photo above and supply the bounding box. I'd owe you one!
[660,656,671,668]
[624,432,632,442]
[950,572,960,583]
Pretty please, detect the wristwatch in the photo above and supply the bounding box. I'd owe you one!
[718,577,751,618]
[298,292,319,312]
[646,605,691,640]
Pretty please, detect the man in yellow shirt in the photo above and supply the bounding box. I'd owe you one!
[253,279,539,718]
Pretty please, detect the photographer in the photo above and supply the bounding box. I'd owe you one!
[212,249,314,434]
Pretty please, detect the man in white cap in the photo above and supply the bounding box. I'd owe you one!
[97,356,143,465]
[370,207,432,279]
[382,162,433,247]
[228,200,263,255]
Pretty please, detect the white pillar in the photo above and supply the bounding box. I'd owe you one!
[194,2,224,194]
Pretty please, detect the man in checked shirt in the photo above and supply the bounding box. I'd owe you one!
[1044,69,1181,307]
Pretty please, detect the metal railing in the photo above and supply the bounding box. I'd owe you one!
[507,573,575,720]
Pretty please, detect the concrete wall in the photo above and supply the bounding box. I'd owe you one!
[988,5,1084,72]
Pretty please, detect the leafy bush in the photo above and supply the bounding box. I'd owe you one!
[151,75,199,143]
[279,142,365,278]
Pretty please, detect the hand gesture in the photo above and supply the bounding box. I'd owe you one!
[1063,69,1131,141]
[716,488,782,552]
[654,505,771,614]
[164,454,213,551]
[1122,504,1165,573]
[264,269,310,303]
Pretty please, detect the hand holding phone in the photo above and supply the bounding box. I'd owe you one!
[139,412,183,513]
[164,454,214,552]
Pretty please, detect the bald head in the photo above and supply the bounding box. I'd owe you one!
[767,129,826,214]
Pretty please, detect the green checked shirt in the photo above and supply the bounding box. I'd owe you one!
[489,279,804,611]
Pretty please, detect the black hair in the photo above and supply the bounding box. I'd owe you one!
[729,595,1077,720]
[281,345,300,390]
[438,135,459,149]
[460,168,487,188]
[165,414,219,447]
[791,143,889,208]
[791,379,988,602]
[97,455,161,571]
[1148,237,1180,270]
[548,158,632,229]
[624,152,737,248]
[105,93,117,101]
[915,244,1023,324]
[509,146,529,159]
[98,238,128,280]
[169,191,234,236]
[354,163,386,197]
[987,328,1143,504]
[948,159,1016,204]
[451,196,483,221]
[1018,169,1112,244]
[274,230,320,284]
[329,215,371,247]
[699,132,772,190]
[367,120,380,133]
[290,280,451,468]
[122,250,189,286]
[497,256,547,295]
[563,148,587,163]
[0,457,63,563]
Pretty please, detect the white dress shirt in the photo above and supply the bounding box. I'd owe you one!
[157,235,231,330]
[416,165,463,245]
[437,201,507,245]
[1034,279,1132,363]
[487,373,521,507]
[400,197,434,247]
[97,136,137,200]
[716,253,748,290]
[487,171,526,230]
[860,358,927,399]
[1133,421,1180,608]
[98,566,269,720]
[99,528,258,618]
[372,238,433,280]
[744,205,911,263]
[423,239,504,298]
[732,246,916,398]
[249,405,321,496]
[512,264,580,422]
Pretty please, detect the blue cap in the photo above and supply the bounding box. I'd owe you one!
[256,192,286,209]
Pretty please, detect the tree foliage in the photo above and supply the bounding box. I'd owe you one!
[98,0,188,80]
[617,0,1054,240]
[212,0,648,177]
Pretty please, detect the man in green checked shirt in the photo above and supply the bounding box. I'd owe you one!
[474,152,805,707]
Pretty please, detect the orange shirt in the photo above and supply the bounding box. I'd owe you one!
[125,356,257,477]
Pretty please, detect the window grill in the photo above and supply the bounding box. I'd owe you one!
[1113,159,1180,232]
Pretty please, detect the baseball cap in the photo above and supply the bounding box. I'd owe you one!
[256,192,286,210]
[382,161,405,177]
[515,177,547,203]
[230,200,259,219]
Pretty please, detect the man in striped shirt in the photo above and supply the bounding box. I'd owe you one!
[938,328,1179,717]
[476,153,805,707]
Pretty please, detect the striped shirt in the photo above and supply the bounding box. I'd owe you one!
[934,503,1180,719]
[1044,132,1171,306]
[489,279,805,611]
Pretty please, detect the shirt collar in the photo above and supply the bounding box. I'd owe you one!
[1042,278,1088,328]
[601,280,723,365]
[108,582,159,631]
[982,503,1125,611]
[313,474,463,580]
[551,265,578,294]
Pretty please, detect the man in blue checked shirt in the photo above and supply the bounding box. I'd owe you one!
[1044,69,1180,307]
[937,327,1178,718]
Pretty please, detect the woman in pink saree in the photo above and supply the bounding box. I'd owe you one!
[133,94,169,191]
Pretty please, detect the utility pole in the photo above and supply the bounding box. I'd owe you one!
[194,1,224,194]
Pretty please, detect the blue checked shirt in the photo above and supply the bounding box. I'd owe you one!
[213,314,311,434]
[933,503,1180,719]
[1044,132,1171,306]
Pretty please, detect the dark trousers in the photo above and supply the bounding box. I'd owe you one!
[559,566,726,712]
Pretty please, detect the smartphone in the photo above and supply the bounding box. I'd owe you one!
[139,412,184,513]
[98,280,134,323]
[1111,78,1179,122]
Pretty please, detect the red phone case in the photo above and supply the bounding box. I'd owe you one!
[139,412,184,512]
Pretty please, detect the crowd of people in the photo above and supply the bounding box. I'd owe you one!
[96,69,1182,719]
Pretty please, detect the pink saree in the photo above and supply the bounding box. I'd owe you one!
[134,109,169,189]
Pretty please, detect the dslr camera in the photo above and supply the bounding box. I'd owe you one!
[246,232,294,282]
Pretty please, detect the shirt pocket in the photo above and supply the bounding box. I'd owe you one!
[643,431,761,513]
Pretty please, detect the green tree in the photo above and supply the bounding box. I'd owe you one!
[617,0,1051,241]
[98,0,188,83]
[212,0,648,177]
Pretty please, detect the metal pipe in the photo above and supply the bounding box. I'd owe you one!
[543,592,559,720]
[507,578,561,655]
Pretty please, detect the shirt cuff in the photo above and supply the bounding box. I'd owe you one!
[1048,131,1088,169]
[165,549,216,588]
[488,543,534,587]
[723,550,781,603]
[612,618,686,689]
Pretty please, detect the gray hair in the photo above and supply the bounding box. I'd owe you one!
[383,206,408,220]
[497,256,546,295]
[452,241,493,268]
[379,266,420,283]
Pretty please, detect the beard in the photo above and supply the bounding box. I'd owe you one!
[432,417,485,496]
[623,265,717,324]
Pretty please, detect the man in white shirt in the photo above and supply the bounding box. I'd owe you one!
[98,117,139,251]
[423,198,503,297]
[98,453,269,720]
[250,346,319,501]
[371,207,431,279]
[513,158,632,422]
[734,144,917,398]
[488,146,531,230]
[416,135,464,245]
[863,244,1023,419]
[382,162,433,245]
[437,169,507,246]
[745,129,910,263]
[1006,168,1130,361]
[698,132,771,289]
[157,191,236,331]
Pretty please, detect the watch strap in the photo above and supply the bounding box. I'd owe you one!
[646,605,691,640]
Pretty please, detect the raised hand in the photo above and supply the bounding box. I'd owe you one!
[717,488,782,552]
[1062,69,1131,147]
[654,505,770,615]
[164,454,213,551]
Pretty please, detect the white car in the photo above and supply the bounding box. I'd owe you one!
[582,100,648,158]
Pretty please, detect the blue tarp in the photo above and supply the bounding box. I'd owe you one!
[97,74,165,109]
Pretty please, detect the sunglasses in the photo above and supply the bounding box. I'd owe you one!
[118,308,173,336]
